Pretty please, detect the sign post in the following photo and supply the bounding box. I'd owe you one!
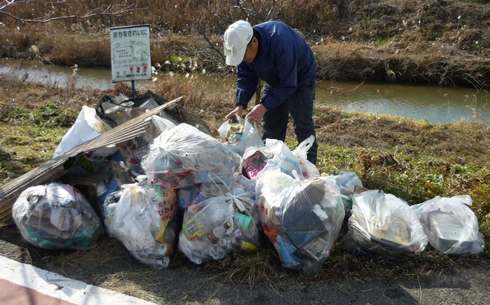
[110,25,151,97]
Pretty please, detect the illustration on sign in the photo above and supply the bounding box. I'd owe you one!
[111,25,152,82]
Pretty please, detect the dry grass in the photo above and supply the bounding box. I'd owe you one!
[1,1,490,87]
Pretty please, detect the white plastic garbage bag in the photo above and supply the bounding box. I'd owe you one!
[218,117,263,156]
[242,137,319,180]
[103,183,178,268]
[142,123,241,189]
[348,190,428,254]
[256,168,345,272]
[328,171,364,196]
[12,183,102,250]
[53,106,111,158]
[412,195,484,255]
[178,192,258,265]
[292,135,320,179]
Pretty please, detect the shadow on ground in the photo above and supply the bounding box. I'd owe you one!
[1,226,488,305]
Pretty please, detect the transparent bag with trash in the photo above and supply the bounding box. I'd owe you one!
[242,137,319,180]
[322,171,364,214]
[291,135,320,179]
[142,123,241,189]
[53,106,113,158]
[177,174,256,211]
[348,190,428,254]
[256,168,345,272]
[12,183,102,250]
[103,182,178,268]
[412,195,484,255]
[178,175,258,265]
[218,116,263,157]
[328,171,364,196]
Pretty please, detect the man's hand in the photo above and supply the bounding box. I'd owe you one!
[246,104,267,123]
[225,105,244,120]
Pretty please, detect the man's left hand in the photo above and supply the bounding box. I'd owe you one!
[246,104,267,123]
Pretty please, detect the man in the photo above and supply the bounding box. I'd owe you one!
[223,20,318,164]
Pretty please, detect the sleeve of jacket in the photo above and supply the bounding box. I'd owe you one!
[235,63,259,108]
[260,37,297,109]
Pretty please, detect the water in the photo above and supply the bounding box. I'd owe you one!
[1,59,488,124]
[315,81,489,124]
[0,59,114,90]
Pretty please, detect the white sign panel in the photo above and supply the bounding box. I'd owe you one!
[111,25,151,82]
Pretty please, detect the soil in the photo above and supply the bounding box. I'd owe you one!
[0,226,489,305]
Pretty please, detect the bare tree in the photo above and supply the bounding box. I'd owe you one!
[0,0,140,24]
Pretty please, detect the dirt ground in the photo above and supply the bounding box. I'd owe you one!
[0,225,489,305]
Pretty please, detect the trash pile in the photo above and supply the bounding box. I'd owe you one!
[10,92,485,274]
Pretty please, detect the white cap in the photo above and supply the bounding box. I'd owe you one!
[223,20,253,66]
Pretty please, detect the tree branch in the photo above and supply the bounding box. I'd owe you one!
[0,2,142,23]
[198,29,226,62]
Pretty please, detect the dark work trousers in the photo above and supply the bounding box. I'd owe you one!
[262,84,317,164]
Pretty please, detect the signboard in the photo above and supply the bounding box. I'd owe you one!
[110,25,151,82]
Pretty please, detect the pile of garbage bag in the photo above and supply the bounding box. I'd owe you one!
[10,91,485,274]
[12,183,102,250]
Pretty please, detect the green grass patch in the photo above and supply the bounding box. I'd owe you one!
[0,102,78,128]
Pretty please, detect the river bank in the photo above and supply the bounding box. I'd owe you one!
[1,0,489,88]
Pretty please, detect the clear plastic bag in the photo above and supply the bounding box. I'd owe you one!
[53,106,112,158]
[103,183,178,268]
[326,171,364,196]
[348,190,428,254]
[292,135,320,179]
[412,195,484,255]
[218,117,263,157]
[150,114,177,134]
[242,139,305,180]
[256,168,345,272]
[177,174,256,211]
[178,191,259,265]
[12,183,102,250]
[142,123,241,189]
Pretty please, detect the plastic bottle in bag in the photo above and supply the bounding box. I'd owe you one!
[412,195,484,255]
[12,183,102,250]
[256,168,345,272]
[348,190,428,254]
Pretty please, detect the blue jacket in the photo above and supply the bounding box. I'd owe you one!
[235,21,316,110]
